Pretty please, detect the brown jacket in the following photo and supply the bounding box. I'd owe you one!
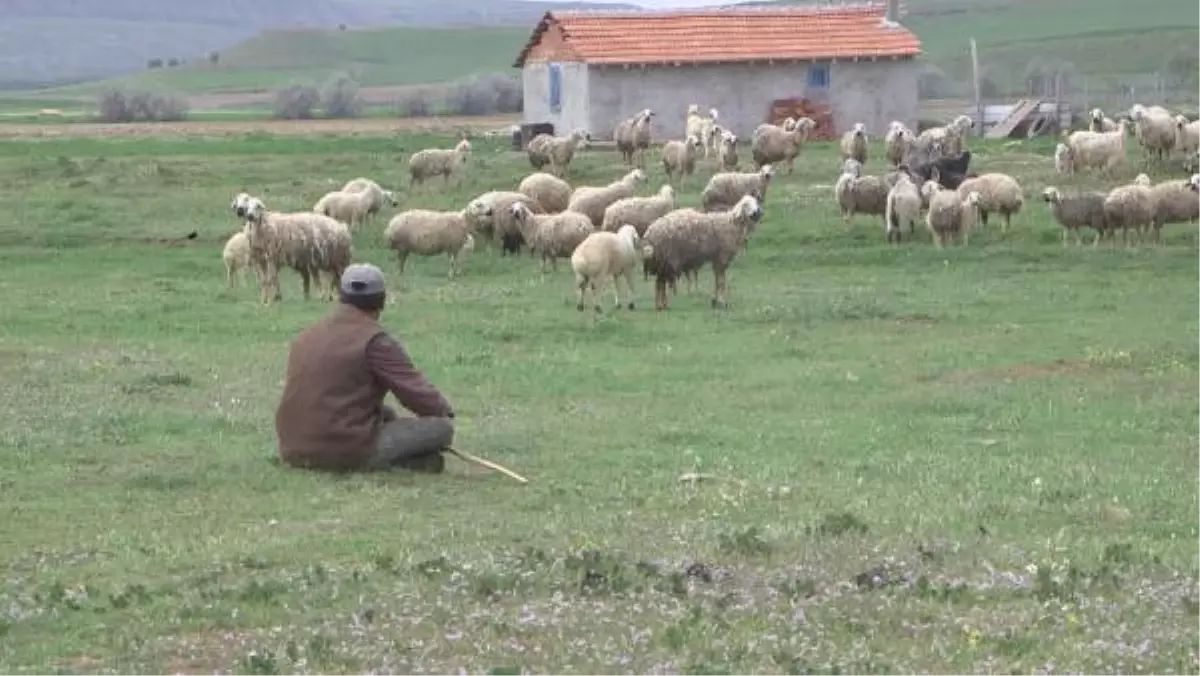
[275,304,453,470]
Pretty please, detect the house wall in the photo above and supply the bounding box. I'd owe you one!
[519,21,590,134]
[584,59,918,140]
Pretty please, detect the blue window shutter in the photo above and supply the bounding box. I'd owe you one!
[808,63,829,89]
[549,63,563,111]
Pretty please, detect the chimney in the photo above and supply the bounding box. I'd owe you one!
[886,0,900,23]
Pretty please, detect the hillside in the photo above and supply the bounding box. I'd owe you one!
[0,0,638,88]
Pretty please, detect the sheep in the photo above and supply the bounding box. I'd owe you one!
[383,200,494,279]
[701,165,774,213]
[751,117,816,174]
[1174,115,1199,159]
[510,202,596,273]
[1089,108,1119,133]
[717,130,739,171]
[571,224,653,312]
[312,189,376,230]
[943,115,975,155]
[470,191,543,255]
[661,135,703,185]
[833,158,890,225]
[601,184,676,236]
[685,105,721,158]
[884,170,922,244]
[340,177,397,224]
[518,172,573,214]
[543,129,591,177]
[231,191,254,218]
[642,194,764,311]
[1064,119,1130,177]
[1146,174,1200,243]
[526,133,553,170]
[615,109,655,168]
[954,172,1024,233]
[923,182,983,248]
[884,121,915,167]
[1102,174,1156,246]
[241,198,353,304]
[1128,104,1176,165]
[1054,142,1075,175]
[408,138,472,186]
[567,168,649,228]
[840,122,869,164]
[1040,187,1110,246]
[222,231,253,288]
[753,117,800,139]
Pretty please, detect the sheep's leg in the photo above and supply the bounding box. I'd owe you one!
[591,280,604,313]
[299,268,312,300]
[932,232,944,249]
[1061,228,1069,247]
[576,276,588,311]
[623,273,635,310]
[447,253,457,279]
[711,265,728,309]
[1001,212,1010,235]
[226,264,236,289]
[654,276,669,311]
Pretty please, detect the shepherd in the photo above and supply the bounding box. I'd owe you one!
[274,263,456,473]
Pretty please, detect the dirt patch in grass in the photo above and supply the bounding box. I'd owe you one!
[0,114,519,139]
[935,358,1090,384]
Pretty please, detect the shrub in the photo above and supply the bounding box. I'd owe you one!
[321,73,363,119]
[443,73,522,116]
[146,58,164,70]
[394,87,438,118]
[272,82,320,120]
[208,51,220,65]
[167,58,181,68]
[96,88,190,122]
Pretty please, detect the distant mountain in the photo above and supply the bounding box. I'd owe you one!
[0,0,640,88]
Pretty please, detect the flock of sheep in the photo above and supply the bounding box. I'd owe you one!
[222,100,1199,312]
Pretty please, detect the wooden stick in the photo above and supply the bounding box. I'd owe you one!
[446,448,529,484]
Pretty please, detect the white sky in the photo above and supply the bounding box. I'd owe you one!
[577,0,743,6]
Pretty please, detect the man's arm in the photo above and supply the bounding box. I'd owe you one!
[365,333,455,418]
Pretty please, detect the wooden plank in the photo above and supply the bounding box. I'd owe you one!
[986,99,1042,139]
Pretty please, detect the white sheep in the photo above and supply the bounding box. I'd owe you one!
[615,109,655,168]
[1089,108,1119,133]
[543,129,591,177]
[383,200,494,279]
[717,130,739,172]
[884,121,915,167]
[1173,115,1199,159]
[312,189,375,230]
[1128,104,1176,165]
[1146,174,1200,243]
[340,177,397,224]
[751,117,816,174]
[1064,118,1130,177]
[408,137,472,186]
[1041,186,1110,246]
[510,202,596,273]
[518,172,573,214]
[601,184,676,236]
[567,169,648,227]
[684,105,721,158]
[834,158,890,225]
[923,182,983,248]
[570,224,653,312]
[1102,174,1156,246]
[753,117,800,140]
[222,231,253,288]
[954,172,1024,234]
[701,165,773,213]
[241,198,353,304]
[661,135,703,185]
[944,115,975,155]
[642,194,764,311]
[1053,142,1075,175]
[840,122,869,164]
[884,170,922,243]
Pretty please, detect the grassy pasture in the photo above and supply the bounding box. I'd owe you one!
[0,129,1197,674]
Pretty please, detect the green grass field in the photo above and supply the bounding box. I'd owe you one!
[0,131,1197,674]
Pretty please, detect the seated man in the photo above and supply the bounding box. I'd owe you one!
[275,263,456,473]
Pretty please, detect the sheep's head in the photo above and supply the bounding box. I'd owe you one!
[1128,104,1146,121]
[963,191,982,208]
[840,158,862,178]
[758,164,775,180]
[851,122,867,138]
[466,199,494,220]
[454,138,472,155]
[920,180,941,201]
[686,104,700,116]
[1089,108,1104,122]
[733,194,764,224]
[1189,174,1200,193]
[708,108,719,120]
[658,184,675,201]
[781,117,797,131]
[626,168,648,184]
[231,191,253,218]
[382,190,399,207]
[1133,173,1151,187]
[1175,115,1189,130]
[572,128,592,146]
[508,201,532,221]
[639,108,655,122]
[928,139,944,157]
[794,117,817,134]
[459,234,476,257]
[951,115,974,131]
[1040,186,1062,204]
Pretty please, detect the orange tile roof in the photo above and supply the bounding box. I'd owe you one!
[513,4,922,68]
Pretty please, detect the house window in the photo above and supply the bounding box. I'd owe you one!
[808,63,830,89]
[548,63,563,112]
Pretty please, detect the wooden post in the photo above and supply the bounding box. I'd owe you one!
[970,38,983,137]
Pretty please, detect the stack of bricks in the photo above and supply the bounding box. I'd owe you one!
[766,98,837,141]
